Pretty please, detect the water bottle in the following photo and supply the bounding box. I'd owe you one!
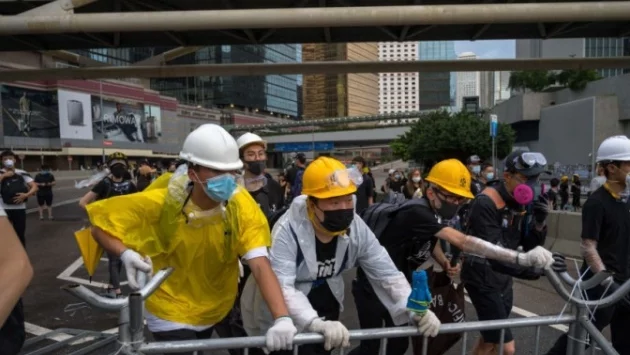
[407,270,432,316]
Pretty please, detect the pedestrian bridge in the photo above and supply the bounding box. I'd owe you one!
[263,126,410,145]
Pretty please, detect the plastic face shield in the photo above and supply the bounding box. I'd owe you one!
[327,167,364,189]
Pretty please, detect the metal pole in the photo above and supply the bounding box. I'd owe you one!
[100,80,105,165]
[1,2,630,35]
[591,97,596,174]
[3,58,630,82]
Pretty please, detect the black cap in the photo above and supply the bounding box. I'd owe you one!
[504,151,548,177]
[295,153,306,163]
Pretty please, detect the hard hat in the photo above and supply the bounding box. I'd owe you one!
[236,132,267,151]
[424,159,474,199]
[107,151,128,167]
[179,124,243,171]
[561,175,569,181]
[302,156,358,199]
[596,135,630,162]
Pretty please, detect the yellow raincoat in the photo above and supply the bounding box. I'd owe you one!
[86,172,270,326]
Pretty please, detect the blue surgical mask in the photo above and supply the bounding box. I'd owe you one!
[485,172,495,180]
[472,165,481,175]
[202,174,237,202]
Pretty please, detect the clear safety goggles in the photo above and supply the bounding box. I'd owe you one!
[514,152,547,170]
[326,167,363,189]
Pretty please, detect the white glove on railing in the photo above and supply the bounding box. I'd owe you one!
[120,249,153,290]
[308,318,350,351]
[517,246,553,269]
[264,317,297,352]
[410,310,441,338]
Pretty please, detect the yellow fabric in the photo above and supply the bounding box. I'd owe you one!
[302,156,357,199]
[86,183,271,326]
[73,228,103,277]
[144,172,173,192]
[425,159,475,199]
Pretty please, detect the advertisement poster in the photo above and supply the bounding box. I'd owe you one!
[1,86,59,138]
[58,89,93,140]
[143,105,162,143]
[92,97,146,143]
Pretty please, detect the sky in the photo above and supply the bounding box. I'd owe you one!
[454,40,515,59]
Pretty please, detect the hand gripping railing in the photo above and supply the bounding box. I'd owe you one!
[61,267,174,355]
[544,253,630,355]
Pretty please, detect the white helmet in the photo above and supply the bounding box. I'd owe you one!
[179,124,243,171]
[236,132,267,151]
[596,135,630,162]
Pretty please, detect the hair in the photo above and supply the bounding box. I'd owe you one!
[481,162,493,172]
[405,168,422,195]
[351,156,366,166]
[550,178,560,187]
[0,150,15,159]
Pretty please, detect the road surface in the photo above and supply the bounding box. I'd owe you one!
[19,179,606,354]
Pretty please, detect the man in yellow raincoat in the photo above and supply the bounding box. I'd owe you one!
[87,124,298,355]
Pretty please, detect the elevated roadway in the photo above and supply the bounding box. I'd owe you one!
[264,125,409,147]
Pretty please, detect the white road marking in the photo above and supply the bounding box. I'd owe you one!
[57,256,129,288]
[26,198,81,214]
[25,322,119,345]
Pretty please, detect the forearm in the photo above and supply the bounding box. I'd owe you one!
[27,183,38,196]
[91,226,127,256]
[432,243,449,267]
[437,228,518,264]
[249,257,290,320]
[0,219,33,324]
[581,239,606,273]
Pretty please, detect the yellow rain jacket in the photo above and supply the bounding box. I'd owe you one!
[86,171,270,326]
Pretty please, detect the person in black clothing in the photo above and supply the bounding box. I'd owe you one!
[559,176,570,210]
[402,168,423,199]
[383,169,405,193]
[466,155,485,196]
[462,151,549,355]
[285,153,307,200]
[78,152,137,298]
[350,156,374,213]
[135,160,154,191]
[545,135,630,355]
[34,165,55,220]
[571,174,582,211]
[544,178,560,210]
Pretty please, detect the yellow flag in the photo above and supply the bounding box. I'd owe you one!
[73,227,103,277]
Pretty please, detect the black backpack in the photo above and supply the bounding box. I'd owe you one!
[1,173,29,205]
[360,198,430,240]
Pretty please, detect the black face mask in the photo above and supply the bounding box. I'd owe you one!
[111,165,126,179]
[436,197,460,220]
[319,208,354,232]
[246,161,266,176]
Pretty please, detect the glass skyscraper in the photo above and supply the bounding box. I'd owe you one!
[418,42,457,109]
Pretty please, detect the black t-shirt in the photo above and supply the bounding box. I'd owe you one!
[249,178,285,219]
[581,186,630,281]
[91,177,137,200]
[357,198,444,290]
[307,237,340,319]
[34,173,55,195]
[354,174,374,214]
[388,178,406,193]
[471,178,485,196]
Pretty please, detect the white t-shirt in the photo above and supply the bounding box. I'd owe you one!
[0,169,33,210]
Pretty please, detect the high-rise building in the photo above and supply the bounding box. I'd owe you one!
[149,45,300,118]
[418,41,457,110]
[301,43,378,119]
[378,42,420,114]
[456,52,481,110]
[516,38,628,78]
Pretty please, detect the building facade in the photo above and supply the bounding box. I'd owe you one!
[418,41,457,110]
[378,42,420,114]
[301,43,379,119]
[455,52,481,110]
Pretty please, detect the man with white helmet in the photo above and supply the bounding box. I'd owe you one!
[86,124,297,355]
[546,135,630,355]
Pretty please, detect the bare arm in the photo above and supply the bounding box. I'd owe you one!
[91,226,127,257]
[248,256,290,319]
[79,191,98,209]
[26,181,37,196]
[581,238,606,273]
[0,216,33,324]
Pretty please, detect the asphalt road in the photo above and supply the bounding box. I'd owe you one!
[19,179,608,355]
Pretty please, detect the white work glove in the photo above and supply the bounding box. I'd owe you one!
[264,317,297,352]
[120,249,153,290]
[517,246,553,269]
[308,318,350,351]
[410,310,441,338]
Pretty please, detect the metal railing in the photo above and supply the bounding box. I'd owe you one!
[22,253,630,355]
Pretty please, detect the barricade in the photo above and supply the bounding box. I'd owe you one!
[21,253,630,355]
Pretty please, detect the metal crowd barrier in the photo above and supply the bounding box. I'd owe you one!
[21,253,630,355]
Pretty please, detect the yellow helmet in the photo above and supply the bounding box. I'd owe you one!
[302,156,359,199]
[561,175,569,181]
[424,159,474,199]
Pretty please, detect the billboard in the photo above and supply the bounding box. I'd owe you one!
[58,89,93,140]
[92,97,146,143]
[143,105,162,143]
[1,86,59,138]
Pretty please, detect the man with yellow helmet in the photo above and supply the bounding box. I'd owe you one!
[348,158,553,355]
[241,156,441,354]
[86,124,297,355]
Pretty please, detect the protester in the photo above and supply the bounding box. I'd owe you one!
[34,165,56,220]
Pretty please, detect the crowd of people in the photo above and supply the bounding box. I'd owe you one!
[0,129,628,355]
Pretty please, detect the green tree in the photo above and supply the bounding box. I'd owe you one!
[390,110,515,170]
[508,69,601,93]
[552,69,601,91]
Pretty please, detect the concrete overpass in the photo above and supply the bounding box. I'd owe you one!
[263,126,410,149]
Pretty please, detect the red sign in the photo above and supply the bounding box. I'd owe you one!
[103,140,113,146]
[67,156,73,162]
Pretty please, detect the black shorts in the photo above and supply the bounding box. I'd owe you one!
[37,193,53,206]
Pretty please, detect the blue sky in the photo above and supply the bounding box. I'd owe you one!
[454,40,515,59]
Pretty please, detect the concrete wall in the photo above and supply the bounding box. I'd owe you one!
[264,126,410,144]
[545,211,582,258]
[492,92,555,124]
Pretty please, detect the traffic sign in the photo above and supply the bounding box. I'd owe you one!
[490,114,498,137]
[103,140,113,146]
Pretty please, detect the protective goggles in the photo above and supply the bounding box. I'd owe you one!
[326,167,364,189]
[513,152,547,170]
